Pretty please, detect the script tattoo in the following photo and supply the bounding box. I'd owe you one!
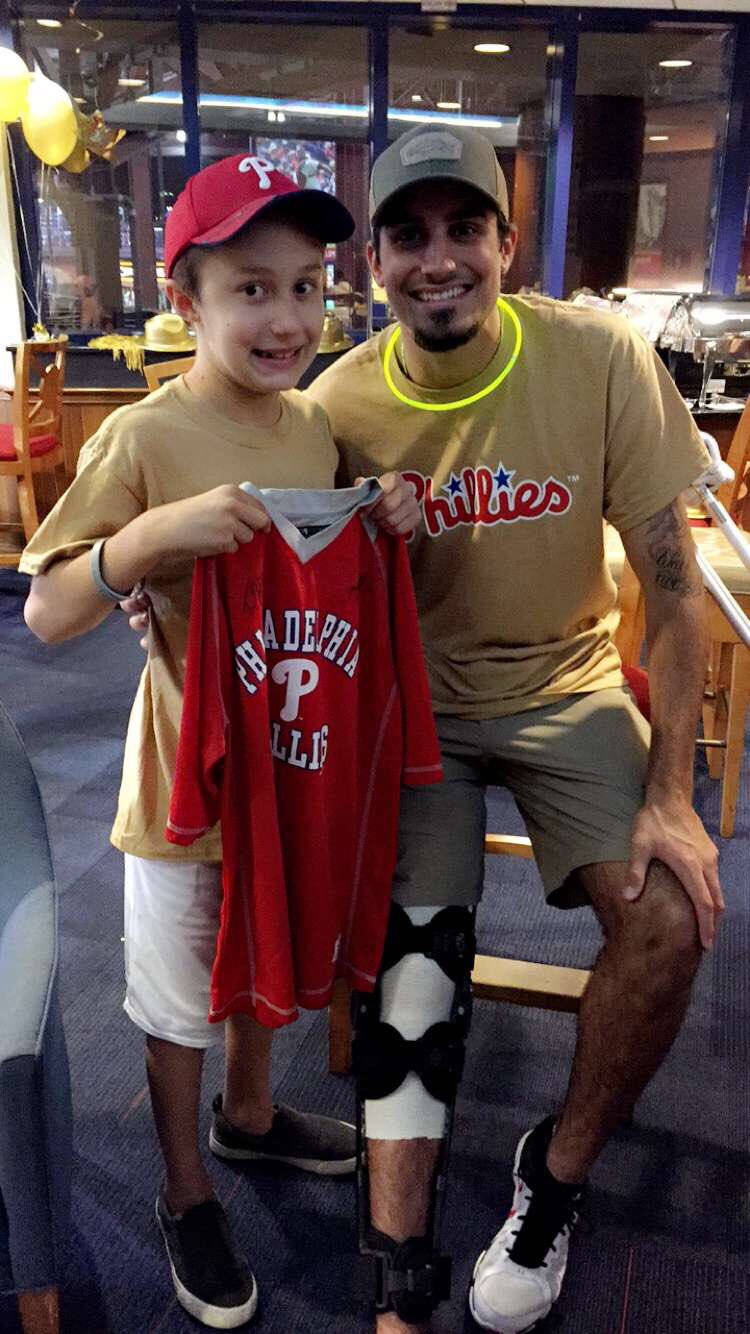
[645,503,694,596]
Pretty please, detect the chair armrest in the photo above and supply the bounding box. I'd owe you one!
[0,883,56,1062]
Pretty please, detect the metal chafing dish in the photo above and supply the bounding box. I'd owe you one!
[658,293,750,409]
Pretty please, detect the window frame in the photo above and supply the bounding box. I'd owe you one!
[7,0,750,337]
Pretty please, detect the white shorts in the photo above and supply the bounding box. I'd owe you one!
[123,854,224,1049]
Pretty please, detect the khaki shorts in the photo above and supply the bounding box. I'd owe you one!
[392,688,650,910]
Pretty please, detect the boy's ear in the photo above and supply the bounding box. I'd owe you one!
[167,279,198,327]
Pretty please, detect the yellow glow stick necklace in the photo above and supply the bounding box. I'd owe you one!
[383,296,523,412]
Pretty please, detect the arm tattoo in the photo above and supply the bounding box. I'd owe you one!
[645,503,695,596]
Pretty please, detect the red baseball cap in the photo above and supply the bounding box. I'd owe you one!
[164,153,355,277]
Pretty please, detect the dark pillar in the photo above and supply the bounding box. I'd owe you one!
[334,140,368,299]
[509,104,545,292]
[128,143,159,311]
[574,95,645,293]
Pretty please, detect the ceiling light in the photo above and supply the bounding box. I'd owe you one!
[37,19,62,28]
[411,94,423,103]
[175,128,187,142]
[437,101,461,111]
[649,134,670,142]
[277,111,285,123]
[140,91,520,135]
[659,59,693,69]
[474,43,510,55]
[267,110,277,122]
[118,77,147,88]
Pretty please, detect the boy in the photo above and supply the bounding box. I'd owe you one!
[21,154,419,1330]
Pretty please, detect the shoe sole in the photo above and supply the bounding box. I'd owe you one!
[209,1127,355,1176]
[156,1201,259,1330]
[468,1249,545,1333]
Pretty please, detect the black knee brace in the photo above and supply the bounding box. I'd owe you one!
[353,903,476,1322]
[353,904,476,1102]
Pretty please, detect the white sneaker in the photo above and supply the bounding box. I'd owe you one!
[469,1118,584,1333]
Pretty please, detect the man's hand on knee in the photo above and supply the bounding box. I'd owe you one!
[623,798,723,949]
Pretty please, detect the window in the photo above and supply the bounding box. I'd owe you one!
[195,21,370,340]
[17,11,189,333]
[389,21,552,295]
[738,185,750,294]
[564,25,734,297]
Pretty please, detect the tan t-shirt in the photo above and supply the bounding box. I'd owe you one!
[309,294,709,718]
[20,375,338,860]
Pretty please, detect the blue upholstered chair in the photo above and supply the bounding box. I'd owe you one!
[0,701,71,1334]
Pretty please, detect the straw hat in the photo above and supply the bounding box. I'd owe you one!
[318,313,353,354]
[140,312,197,353]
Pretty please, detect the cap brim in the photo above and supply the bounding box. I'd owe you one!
[194,189,355,250]
[370,173,504,228]
[139,338,197,352]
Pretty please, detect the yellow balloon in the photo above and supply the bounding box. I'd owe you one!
[21,75,77,167]
[60,140,90,173]
[0,47,30,122]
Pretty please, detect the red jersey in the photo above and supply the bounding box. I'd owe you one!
[166,481,442,1028]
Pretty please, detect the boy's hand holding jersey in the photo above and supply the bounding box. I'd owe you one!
[121,473,422,647]
[148,483,272,558]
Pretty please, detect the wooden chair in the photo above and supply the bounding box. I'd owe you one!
[328,523,748,1074]
[694,527,750,836]
[723,395,750,530]
[328,829,592,1076]
[606,524,750,837]
[327,542,652,1075]
[0,340,67,566]
[143,354,195,392]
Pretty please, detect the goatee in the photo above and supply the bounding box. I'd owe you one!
[413,319,481,353]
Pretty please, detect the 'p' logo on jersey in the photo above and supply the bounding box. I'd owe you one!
[273,659,320,722]
[238,155,276,190]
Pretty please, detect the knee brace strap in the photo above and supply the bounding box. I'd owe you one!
[381,904,476,981]
[363,1230,452,1323]
[354,1018,467,1103]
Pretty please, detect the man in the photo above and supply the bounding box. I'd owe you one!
[308,123,723,1334]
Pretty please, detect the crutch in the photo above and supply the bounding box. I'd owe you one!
[693,433,750,650]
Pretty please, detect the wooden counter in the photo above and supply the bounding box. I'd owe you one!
[57,386,148,477]
[0,385,148,559]
[0,375,744,560]
[692,409,742,461]
[2,344,351,502]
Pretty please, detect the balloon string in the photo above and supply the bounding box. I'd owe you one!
[37,161,47,317]
[6,125,41,321]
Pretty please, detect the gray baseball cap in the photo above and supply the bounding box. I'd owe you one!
[369,123,510,227]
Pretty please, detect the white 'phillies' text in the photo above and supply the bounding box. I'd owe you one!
[233,607,359,773]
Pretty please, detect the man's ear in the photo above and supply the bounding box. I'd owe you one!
[366,239,384,288]
[499,224,518,278]
[166,279,199,327]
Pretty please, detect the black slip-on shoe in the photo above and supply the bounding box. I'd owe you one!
[156,1191,258,1329]
[209,1093,356,1176]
